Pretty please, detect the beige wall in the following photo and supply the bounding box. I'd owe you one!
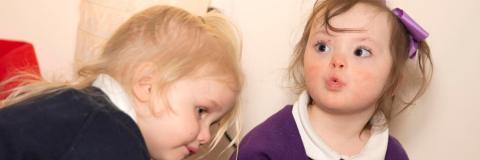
[1,0,479,159]
[0,0,80,79]
[388,0,480,159]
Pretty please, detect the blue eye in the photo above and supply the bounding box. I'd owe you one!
[315,41,330,53]
[354,47,372,57]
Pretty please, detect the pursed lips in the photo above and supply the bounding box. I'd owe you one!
[186,145,199,155]
[325,75,346,91]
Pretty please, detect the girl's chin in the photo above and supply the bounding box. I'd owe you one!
[314,102,366,114]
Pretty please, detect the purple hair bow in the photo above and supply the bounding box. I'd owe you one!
[392,8,429,59]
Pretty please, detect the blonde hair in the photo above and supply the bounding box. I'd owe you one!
[1,5,243,154]
[288,0,433,126]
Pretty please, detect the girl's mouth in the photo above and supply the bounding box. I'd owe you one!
[186,146,198,155]
[326,76,345,91]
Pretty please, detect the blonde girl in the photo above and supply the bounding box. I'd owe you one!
[0,5,242,160]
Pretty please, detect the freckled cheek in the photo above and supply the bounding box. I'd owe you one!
[351,70,387,100]
[182,124,200,142]
[304,62,327,84]
[173,113,200,138]
[188,117,202,132]
[187,131,197,139]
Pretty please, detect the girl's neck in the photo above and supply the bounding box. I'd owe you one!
[308,103,376,156]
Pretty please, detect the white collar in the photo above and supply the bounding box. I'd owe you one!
[292,91,389,160]
[92,74,137,122]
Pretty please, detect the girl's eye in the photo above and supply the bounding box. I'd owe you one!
[196,106,207,117]
[354,47,372,57]
[315,41,330,53]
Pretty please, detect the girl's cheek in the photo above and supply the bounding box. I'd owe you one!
[352,69,386,99]
[305,66,318,79]
[188,118,202,136]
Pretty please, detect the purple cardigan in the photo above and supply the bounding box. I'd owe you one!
[231,105,409,160]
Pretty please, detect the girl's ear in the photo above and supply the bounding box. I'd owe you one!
[132,62,156,102]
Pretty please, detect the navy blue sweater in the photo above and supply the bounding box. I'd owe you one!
[0,87,149,160]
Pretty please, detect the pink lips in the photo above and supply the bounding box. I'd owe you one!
[186,146,199,155]
[325,76,345,91]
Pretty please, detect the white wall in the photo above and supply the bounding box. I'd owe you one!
[1,0,479,159]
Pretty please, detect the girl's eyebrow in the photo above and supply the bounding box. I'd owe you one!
[354,37,380,47]
[206,99,221,111]
[312,28,380,46]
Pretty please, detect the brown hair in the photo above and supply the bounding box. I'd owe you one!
[288,0,433,125]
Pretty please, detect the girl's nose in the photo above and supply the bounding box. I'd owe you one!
[197,126,211,145]
[330,55,346,69]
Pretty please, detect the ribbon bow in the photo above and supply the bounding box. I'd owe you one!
[392,8,429,59]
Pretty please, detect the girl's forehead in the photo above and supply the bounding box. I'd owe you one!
[189,66,241,91]
[313,3,389,30]
[193,78,237,112]
[180,73,238,96]
[311,4,391,42]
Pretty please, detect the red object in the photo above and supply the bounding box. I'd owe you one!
[0,39,41,99]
